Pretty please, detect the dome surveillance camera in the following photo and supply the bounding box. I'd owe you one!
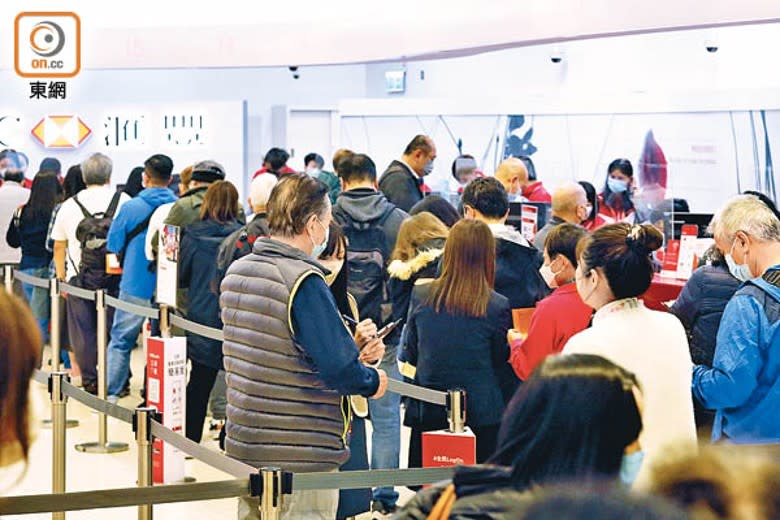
[550,52,563,64]
[288,66,299,72]
[704,39,718,53]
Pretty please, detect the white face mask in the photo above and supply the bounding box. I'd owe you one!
[306,167,321,178]
[309,217,329,259]
[539,260,561,289]
[726,240,753,282]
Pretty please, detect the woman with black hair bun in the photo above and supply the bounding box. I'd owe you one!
[598,159,636,225]
[563,223,696,485]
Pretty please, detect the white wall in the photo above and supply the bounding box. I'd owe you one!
[0,64,367,194]
[364,24,780,111]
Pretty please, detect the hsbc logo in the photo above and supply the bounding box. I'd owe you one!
[31,115,92,148]
[15,12,80,78]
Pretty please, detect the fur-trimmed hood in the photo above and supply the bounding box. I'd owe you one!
[388,248,443,281]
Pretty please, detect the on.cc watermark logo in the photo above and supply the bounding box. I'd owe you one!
[15,12,80,78]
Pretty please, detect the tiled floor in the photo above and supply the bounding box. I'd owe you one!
[3,346,413,519]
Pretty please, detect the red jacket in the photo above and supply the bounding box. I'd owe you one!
[509,283,592,380]
[597,193,635,224]
[252,165,297,179]
[522,181,552,203]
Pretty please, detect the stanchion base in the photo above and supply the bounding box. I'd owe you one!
[75,441,129,453]
[41,418,80,429]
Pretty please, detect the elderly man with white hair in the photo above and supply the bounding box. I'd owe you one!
[692,193,780,443]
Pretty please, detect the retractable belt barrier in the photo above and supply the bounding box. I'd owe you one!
[105,294,160,320]
[58,282,96,302]
[9,269,465,518]
[13,269,51,289]
[59,377,134,425]
[169,313,224,342]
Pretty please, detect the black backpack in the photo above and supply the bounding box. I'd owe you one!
[72,192,122,289]
[339,207,395,326]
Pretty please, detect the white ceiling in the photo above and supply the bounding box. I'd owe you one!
[1,0,779,69]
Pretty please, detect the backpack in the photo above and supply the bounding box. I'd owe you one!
[72,192,122,289]
[339,207,395,326]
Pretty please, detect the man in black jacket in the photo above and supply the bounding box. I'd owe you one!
[379,135,437,213]
[462,177,549,309]
[333,153,407,515]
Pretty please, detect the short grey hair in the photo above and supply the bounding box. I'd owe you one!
[710,194,780,243]
[81,153,112,186]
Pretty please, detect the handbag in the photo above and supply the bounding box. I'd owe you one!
[427,484,456,520]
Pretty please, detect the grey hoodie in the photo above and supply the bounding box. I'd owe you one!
[333,188,408,254]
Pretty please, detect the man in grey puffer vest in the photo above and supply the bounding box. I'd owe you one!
[220,173,388,519]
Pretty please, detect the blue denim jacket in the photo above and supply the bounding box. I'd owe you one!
[693,266,780,442]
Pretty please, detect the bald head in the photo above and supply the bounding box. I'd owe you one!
[552,182,589,224]
[494,158,528,196]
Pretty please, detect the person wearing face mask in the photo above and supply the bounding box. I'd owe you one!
[495,156,552,204]
[379,135,437,213]
[598,158,636,225]
[532,182,590,249]
[304,152,341,204]
[693,194,780,444]
[316,222,386,520]
[220,174,387,519]
[332,153,407,516]
[562,223,696,486]
[395,354,646,518]
[507,224,591,381]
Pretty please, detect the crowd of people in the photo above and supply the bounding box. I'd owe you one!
[1,136,779,519]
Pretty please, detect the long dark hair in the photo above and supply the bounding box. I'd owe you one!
[200,181,239,224]
[602,158,635,213]
[490,354,642,489]
[63,165,86,199]
[320,222,352,332]
[23,171,63,223]
[578,181,598,223]
[427,219,495,317]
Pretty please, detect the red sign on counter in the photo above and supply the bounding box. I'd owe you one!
[422,428,476,470]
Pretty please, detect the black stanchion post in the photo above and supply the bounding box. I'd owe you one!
[446,389,466,433]
[75,289,129,453]
[49,371,68,520]
[134,407,157,520]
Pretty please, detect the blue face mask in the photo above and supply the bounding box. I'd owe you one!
[310,217,329,259]
[620,450,645,486]
[422,160,434,177]
[607,177,629,194]
[725,253,753,282]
